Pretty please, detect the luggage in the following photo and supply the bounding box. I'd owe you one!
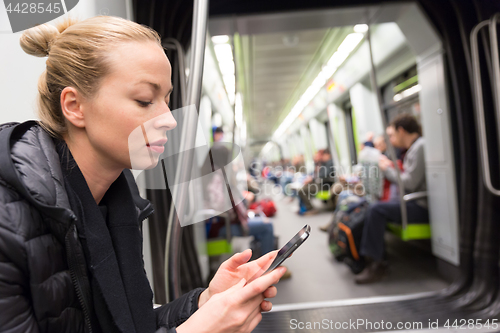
[249,198,277,217]
[328,196,368,274]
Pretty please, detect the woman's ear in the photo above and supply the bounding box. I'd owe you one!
[60,87,86,129]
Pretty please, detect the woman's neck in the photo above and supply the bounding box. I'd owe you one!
[64,133,122,204]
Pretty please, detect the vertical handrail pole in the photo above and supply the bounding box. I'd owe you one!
[471,20,500,196]
[489,14,500,163]
[165,0,209,302]
[366,25,408,230]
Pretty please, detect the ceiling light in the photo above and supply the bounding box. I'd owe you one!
[227,91,236,105]
[393,84,421,102]
[393,93,403,102]
[223,74,235,88]
[212,35,230,44]
[354,24,369,33]
[327,50,349,68]
[338,33,364,54]
[262,142,273,154]
[273,32,365,139]
[219,60,235,75]
[214,44,233,62]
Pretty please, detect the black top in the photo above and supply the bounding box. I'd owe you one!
[56,140,157,333]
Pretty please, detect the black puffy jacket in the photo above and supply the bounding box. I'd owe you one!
[0,121,203,332]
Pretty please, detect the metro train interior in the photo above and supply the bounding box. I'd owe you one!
[2,0,500,331]
[129,0,500,331]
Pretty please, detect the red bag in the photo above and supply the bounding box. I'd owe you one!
[249,199,277,217]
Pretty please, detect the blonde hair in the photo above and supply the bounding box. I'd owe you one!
[20,16,162,138]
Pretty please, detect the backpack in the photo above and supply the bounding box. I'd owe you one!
[249,198,277,217]
[328,196,369,274]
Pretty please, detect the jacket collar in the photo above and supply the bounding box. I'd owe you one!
[0,121,153,242]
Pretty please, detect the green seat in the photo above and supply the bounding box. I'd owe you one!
[207,239,232,256]
[385,191,431,241]
[316,190,332,201]
[387,222,431,241]
[197,210,234,257]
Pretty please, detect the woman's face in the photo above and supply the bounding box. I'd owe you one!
[82,41,177,170]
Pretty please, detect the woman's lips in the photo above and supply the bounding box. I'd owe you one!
[145,138,167,154]
[146,144,165,154]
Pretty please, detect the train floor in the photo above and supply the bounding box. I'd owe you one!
[259,183,450,306]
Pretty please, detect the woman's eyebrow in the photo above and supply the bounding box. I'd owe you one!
[136,80,173,97]
[137,80,161,91]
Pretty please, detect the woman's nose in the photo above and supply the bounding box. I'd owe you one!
[154,110,177,130]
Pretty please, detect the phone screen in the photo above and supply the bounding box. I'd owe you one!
[247,225,310,283]
[264,224,310,274]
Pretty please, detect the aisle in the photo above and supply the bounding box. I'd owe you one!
[265,183,449,305]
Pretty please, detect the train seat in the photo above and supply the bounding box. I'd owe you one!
[386,191,431,241]
[315,189,332,201]
[197,210,234,256]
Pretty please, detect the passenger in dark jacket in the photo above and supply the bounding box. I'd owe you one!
[0,16,285,333]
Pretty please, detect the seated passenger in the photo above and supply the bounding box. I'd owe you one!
[297,149,335,215]
[280,164,295,195]
[201,143,282,263]
[356,113,428,284]
[217,191,275,255]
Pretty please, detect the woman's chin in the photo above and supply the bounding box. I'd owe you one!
[130,156,160,170]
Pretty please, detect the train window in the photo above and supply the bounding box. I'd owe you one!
[382,66,422,123]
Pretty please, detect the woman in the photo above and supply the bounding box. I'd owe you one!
[0,16,285,333]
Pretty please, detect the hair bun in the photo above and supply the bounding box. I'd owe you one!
[20,24,60,57]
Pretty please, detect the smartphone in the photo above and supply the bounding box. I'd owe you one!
[264,224,310,274]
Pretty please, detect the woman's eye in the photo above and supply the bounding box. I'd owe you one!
[136,100,153,107]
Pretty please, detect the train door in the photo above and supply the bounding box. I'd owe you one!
[132,0,500,330]
[343,99,358,166]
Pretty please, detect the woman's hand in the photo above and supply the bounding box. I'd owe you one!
[177,267,286,333]
[199,249,279,311]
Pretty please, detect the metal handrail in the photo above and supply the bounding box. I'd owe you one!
[366,25,409,230]
[403,191,428,202]
[165,0,209,302]
[161,39,197,223]
[162,38,187,106]
[489,14,500,153]
[471,19,500,196]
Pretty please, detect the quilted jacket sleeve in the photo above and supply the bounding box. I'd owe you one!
[154,287,205,331]
[0,184,40,332]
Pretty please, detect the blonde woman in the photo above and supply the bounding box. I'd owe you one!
[0,16,285,333]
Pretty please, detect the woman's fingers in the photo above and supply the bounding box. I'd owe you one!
[245,250,279,281]
[263,286,277,298]
[260,300,273,312]
[222,249,253,270]
[253,250,278,269]
[240,266,286,301]
[225,277,247,295]
[247,309,264,332]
